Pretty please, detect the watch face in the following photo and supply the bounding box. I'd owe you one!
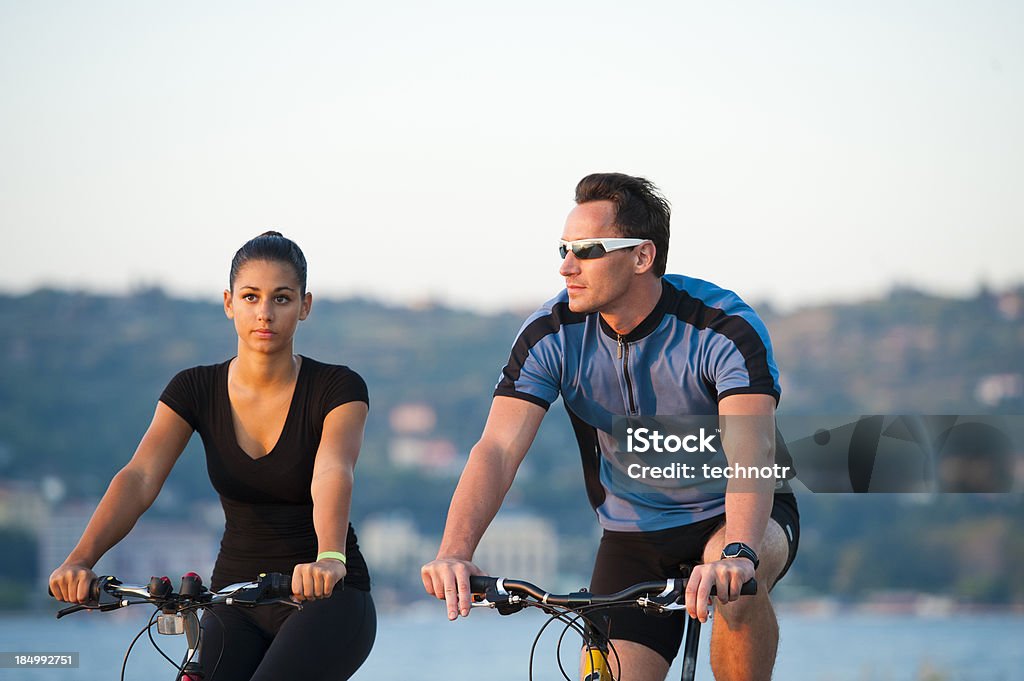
[722,543,758,567]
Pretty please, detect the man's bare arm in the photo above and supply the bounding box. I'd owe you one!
[685,393,777,621]
[421,396,546,619]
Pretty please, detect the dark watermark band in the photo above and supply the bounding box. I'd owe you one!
[609,415,1023,494]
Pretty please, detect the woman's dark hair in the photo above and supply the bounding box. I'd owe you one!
[574,173,671,277]
[229,231,308,294]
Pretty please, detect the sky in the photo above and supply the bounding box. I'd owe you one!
[1,1,1022,313]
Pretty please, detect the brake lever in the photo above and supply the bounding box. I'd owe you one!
[220,592,302,610]
[641,578,686,614]
[471,586,524,615]
[56,604,95,619]
[55,598,131,619]
[645,577,759,613]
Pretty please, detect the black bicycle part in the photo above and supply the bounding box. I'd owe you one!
[471,574,758,681]
[52,571,295,680]
[470,576,756,608]
[149,576,172,598]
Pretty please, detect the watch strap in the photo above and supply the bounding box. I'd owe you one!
[721,542,760,569]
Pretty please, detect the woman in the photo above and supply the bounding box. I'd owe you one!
[48,232,375,680]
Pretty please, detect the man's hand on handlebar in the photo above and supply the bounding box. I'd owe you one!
[48,563,98,605]
[684,558,757,623]
[420,557,483,621]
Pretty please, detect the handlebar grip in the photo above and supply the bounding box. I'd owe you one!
[89,577,105,604]
[260,572,294,599]
[707,577,757,598]
[48,576,112,603]
[251,569,292,598]
[469,575,497,594]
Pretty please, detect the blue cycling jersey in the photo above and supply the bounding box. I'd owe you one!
[495,274,787,532]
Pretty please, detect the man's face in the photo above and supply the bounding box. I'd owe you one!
[559,200,639,314]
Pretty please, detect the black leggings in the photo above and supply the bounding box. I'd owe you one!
[196,587,375,680]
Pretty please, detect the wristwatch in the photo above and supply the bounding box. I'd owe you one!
[720,542,759,569]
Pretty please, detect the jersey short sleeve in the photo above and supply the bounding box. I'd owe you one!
[676,276,781,404]
[158,367,208,430]
[706,330,780,402]
[493,298,577,409]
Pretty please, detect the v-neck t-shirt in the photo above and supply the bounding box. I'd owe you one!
[159,355,371,590]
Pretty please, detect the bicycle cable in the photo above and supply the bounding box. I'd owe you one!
[169,602,227,681]
[548,595,668,681]
[146,615,184,671]
[553,609,621,681]
[524,603,611,681]
[194,602,226,681]
[122,613,160,681]
[529,606,575,681]
[554,611,585,681]
[172,608,202,681]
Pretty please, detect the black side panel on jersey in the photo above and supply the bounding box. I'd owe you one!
[566,406,606,512]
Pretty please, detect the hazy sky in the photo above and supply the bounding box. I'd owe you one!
[2,1,1022,313]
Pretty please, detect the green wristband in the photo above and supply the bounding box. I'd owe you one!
[317,550,347,564]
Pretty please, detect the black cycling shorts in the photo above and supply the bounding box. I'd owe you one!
[588,493,800,665]
[196,585,375,680]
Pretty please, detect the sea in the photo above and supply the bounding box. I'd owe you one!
[1,607,1021,680]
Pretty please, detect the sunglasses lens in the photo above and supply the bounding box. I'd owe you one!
[574,243,605,259]
[560,241,612,259]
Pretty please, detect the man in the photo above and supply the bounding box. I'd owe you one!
[421,173,799,681]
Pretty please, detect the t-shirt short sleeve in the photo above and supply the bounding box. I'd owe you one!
[319,366,369,421]
[158,367,205,430]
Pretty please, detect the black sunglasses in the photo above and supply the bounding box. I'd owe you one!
[559,238,647,260]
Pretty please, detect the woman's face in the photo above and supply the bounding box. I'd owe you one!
[224,259,311,354]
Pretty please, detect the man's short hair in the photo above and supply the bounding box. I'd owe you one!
[574,173,671,277]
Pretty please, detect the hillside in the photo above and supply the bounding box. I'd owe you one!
[1,284,1023,605]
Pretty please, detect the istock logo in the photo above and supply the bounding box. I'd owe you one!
[625,427,718,453]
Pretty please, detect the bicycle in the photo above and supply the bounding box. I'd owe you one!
[469,568,756,681]
[52,571,297,681]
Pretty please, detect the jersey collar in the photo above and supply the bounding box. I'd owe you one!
[598,278,675,343]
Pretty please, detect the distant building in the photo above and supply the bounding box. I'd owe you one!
[475,514,559,586]
[387,403,461,473]
[359,514,435,579]
[996,290,1023,321]
[39,503,219,591]
[388,436,459,471]
[389,403,437,434]
[975,373,1023,407]
[0,482,48,532]
[360,511,559,588]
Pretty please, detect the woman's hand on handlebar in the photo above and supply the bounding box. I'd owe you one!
[48,563,98,604]
[420,557,484,621]
[291,558,346,602]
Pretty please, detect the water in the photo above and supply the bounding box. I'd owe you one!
[1,608,1021,680]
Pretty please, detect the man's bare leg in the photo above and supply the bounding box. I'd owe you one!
[702,519,789,681]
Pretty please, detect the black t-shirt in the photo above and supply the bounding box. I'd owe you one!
[159,356,371,591]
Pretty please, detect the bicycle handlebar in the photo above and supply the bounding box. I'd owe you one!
[52,571,296,619]
[469,574,757,613]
